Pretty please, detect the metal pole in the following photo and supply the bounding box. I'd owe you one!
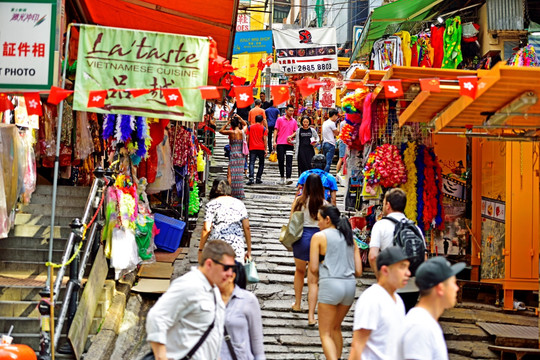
[46,22,73,292]
[266,0,273,99]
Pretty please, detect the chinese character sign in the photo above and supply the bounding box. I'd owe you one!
[237,14,250,32]
[74,25,210,121]
[273,27,338,74]
[318,77,337,108]
[0,1,56,90]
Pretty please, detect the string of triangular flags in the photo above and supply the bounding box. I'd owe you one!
[0,75,479,115]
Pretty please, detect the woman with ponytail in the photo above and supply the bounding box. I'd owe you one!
[289,173,326,325]
[309,205,362,360]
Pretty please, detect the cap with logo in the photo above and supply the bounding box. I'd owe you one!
[415,257,466,290]
[376,246,412,270]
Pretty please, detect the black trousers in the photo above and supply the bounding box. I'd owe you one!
[277,144,294,178]
[249,150,265,181]
[267,126,275,153]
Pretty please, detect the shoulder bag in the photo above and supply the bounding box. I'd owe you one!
[224,327,239,360]
[244,258,259,283]
[142,292,217,360]
[279,211,304,251]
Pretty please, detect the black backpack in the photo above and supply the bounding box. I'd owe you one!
[382,216,426,276]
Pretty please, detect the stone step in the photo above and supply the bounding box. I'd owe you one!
[0,236,68,251]
[0,248,65,263]
[0,316,103,336]
[0,284,68,301]
[20,204,85,218]
[0,259,89,277]
[26,194,88,207]
[34,185,91,198]
[0,299,108,318]
[14,213,76,226]
[8,224,73,239]
[10,333,83,353]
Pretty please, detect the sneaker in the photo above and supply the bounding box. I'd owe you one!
[286,178,293,185]
[246,180,254,185]
[279,177,285,185]
[255,179,263,184]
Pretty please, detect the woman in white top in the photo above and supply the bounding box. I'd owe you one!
[289,173,326,325]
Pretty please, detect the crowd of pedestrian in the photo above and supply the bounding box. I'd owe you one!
[144,95,464,360]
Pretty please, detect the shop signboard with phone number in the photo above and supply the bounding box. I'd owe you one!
[273,27,338,74]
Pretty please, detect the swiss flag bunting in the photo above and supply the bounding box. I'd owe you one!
[87,90,107,108]
[47,86,73,105]
[296,77,324,98]
[0,93,14,112]
[419,78,440,92]
[383,80,403,98]
[128,89,150,98]
[162,88,184,107]
[344,81,366,90]
[271,85,290,106]
[234,86,254,108]
[199,86,220,100]
[458,76,478,99]
[23,92,43,116]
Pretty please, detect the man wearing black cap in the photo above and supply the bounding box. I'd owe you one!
[349,246,411,360]
[398,257,465,360]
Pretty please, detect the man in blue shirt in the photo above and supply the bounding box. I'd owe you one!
[296,154,338,205]
[265,103,280,155]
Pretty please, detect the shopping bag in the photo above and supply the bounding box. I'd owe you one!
[244,258,259,283]
[279,211,304,251]
[242,140,249,156]
[268,151,277,162]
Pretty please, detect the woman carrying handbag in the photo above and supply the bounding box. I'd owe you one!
[289,174,326,326]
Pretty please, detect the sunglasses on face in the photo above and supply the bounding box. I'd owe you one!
[212,258,236,271]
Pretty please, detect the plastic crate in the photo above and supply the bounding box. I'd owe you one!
[153,213,186,252]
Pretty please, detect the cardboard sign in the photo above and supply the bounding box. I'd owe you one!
[273,27,338,74]
[74,25,209,121]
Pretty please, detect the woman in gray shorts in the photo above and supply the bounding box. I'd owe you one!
[309,205,362,360]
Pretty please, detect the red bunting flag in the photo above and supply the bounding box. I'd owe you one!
[221,74,232,90]
[199,86,220,100]
[23,92,43,116]
[382,79,403,98]
[232,76,247,86]
[47,86,73,105]
[87,90,107,108]
[296,77,324,98]
[419,78,440,92]
[128,89,150,98]
[458,76,478,99]
[162,88,184,107]
[0,93,14,112]
[271,85,290,106]
[234,86,254,108]
[344,81,366,90]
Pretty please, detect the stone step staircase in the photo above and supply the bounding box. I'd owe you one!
[0,184,114,354]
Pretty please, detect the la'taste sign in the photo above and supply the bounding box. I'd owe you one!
[0,0,57,90]
[74,25,210,121]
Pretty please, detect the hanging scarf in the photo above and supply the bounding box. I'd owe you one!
[442,16,463,69]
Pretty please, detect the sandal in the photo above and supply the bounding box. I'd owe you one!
[291,304,302,313]
[308,320,317,327]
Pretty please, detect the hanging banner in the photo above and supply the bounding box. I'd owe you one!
[318,77,337,108]
[74,25,210,121]
[481,196,505,223]
[0,0,57,90]
[273,27,338,74]
[233,30,273,55]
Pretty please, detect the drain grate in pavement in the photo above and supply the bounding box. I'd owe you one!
[246,194,282,200]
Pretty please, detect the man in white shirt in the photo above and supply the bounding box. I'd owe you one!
[399,257,465,360]
[321,109,339,173]
[368,188,426,312]
[146,240,236,360]
[349,246,411,360]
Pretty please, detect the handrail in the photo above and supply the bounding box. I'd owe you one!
[46,167,109,352]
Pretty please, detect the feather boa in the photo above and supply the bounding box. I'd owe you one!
[422,147,438,230]
[430,148,445,229]
[415,144,426,231]
[102,114,116,139]
[401,141,418,223]
[119,115,133,142]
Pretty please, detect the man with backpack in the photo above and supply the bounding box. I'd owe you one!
[368,188,426,312]
[245,114,268,185]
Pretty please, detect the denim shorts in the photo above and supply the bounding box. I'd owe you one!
[338,140,347,158]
